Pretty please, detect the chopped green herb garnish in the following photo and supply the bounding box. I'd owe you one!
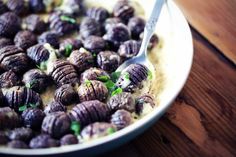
[111,71,121,82]
[124,72,130,80]
[70,121,81,136]
[37,61,47,71]
[18,104,27,112]
[92,53,97,57]
[97,75,110,82]
[148,70,153,80]
[85,79,92,87]
[105,80,115,91]
[106,127,116,135]
[64,44,73,57]
[60,15,76,23]
[29,103,38,108]
[25,80,37,89]
[111,87,123,96]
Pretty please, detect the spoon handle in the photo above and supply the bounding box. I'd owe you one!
[138,0,165,57]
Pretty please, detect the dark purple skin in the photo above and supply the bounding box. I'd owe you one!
[6,0,28,15]
[97,51,121,73]
[140,33,159,50]
[49,12,77,36]
[80,67,110,83]
[29,134,59,149]
[7,127,33,142]
[78,80,108,102]
[41,112,71,138]
[38,31,60,48]
[110,109,132,130]
[0,131,9,145]
[0,37,12,49]
[0,1,8,15]
[83,36,106,54]
[86,7,109,23]
[0,45,30,74]
[49,59,79,86]
[59,38,83,57]
[7,140,28,149]
[0,70,20,88]
[103,23,130,49]
[23,69,49,93]
[80,17,102,39]
[0,12,21,38]
[104,17,122,31]
[68,100,110,127]
[54,84,78,105]
[0,107,20,130]
[108,92,135,112]
[68,49,94,73]
[116,63,149,92]
[58,0,84,16]
[44,101,67,115]
[0,89,4,106]
[118,40,141,58]
[81,122,116,140]
[128,16,145,39]
[136,94,155,115]
[27,43,50,65]
[22,108,45,130]
[60,134,78,146]
[23,14,48,34]
[112,1,134,23]
[28,0,45,13]
[14,30,37,50]
[4,86,42,112]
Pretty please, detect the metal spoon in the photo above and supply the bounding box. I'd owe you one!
[116,0,165,73]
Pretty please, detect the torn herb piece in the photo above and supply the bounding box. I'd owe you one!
[70,121,81,136]
[111,87,123,96]
[106,127,116,135]
[60,15,76,24]
[111,71,121,82]
[25,79,37,89]
[105,80,115,91]
[124,72,130,80]
[97,75,110,82]
[65,44,73,57]
[37,61,47,71]
[19,104,27,112]
[85,79,92,87]
[92,53,97,57]
[148,70,153,80]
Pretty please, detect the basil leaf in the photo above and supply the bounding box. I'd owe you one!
[111,87,123,96]
[97,75,110,82]
[85,79,92,87]
[70,121,81,135]
[111,71,121,82]
[60,15,76,24]
[106,127,116,135]
[148,70,153,80]
[64,44,73,57]
[19,104,27,112]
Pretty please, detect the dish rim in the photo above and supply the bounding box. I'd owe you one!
[0,0,194,155]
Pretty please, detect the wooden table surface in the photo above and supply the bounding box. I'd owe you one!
[104,0,236,156]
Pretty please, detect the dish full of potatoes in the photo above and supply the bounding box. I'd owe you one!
[0,0,161,149]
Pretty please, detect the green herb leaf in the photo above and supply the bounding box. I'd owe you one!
[124,72,130,80]
[64,44,73,57]
[148,70,153,80]
[111,87,123,96]
[105,80,115,91]
[70,121,81,135]
[92,53,97,57]
[29,103,38,108]
[37,61,47,71]
[25,80,37,89]
[19,104,27,112]
[97,75,110,82]
[106,127,116,135]
[60,15,76,24]
[111,71,121,82]
[85,79,92,87]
